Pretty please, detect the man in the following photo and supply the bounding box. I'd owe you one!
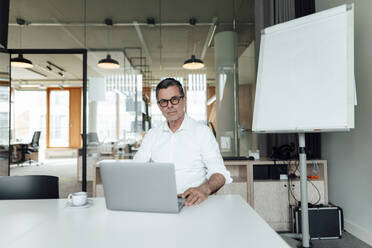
[134,78,232,206]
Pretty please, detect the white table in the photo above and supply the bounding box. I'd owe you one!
[0,195,290,248]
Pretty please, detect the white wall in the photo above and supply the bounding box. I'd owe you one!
[316,0,372,244]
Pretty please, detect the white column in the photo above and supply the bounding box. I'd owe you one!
[116,93,120,140]
[88,101,97,133]
[88,77,105,134]
[214,31,239,157]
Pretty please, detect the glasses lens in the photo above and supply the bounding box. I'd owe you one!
[158,99,168,107]
[170,96,181,105]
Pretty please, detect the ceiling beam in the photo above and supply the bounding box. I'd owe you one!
[46,18,105,77]
[11,78,82,82]
[133,21,153,64]
[200,17,218,60]
[8,21,253,27]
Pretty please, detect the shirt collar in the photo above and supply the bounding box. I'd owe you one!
[162,113,190,133]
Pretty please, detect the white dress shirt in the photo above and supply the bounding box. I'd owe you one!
[134,114,232,194]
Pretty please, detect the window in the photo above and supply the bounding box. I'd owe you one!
[49,90,69,147]
[187,74,207,124]
[97,91,116,141]
[150,88,165,128]
[96,74,143,141]
[13,90,46,145]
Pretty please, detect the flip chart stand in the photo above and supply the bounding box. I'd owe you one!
[298,132,310,247]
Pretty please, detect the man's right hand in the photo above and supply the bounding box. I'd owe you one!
[178,185,211,206]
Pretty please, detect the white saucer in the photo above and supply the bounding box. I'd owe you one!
[66,199,93,209]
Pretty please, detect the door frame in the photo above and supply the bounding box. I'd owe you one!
[8,49,88,191]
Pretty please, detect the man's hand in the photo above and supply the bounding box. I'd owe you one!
[178,173,226,206]
[178,185,211,206]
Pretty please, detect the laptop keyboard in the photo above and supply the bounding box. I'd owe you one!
[178,198,186,210]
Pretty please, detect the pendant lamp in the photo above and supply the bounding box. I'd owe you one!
[11,18,33,68]
[182,55,204,70]
[97,54,120,69]
[97,18,120,69]
[11,54,33,68]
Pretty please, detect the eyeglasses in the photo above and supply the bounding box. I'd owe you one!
[157,95,184,107]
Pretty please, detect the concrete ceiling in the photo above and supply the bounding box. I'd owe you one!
[8,0,255,86]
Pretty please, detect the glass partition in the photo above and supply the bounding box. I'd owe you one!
[12,90,46,144]
[0,51,10,176]
[87,50,143,157]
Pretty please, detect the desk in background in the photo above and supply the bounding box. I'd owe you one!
[10,142,29,164]
[0,195,290,248]
[218,159,328,231]
[92,159,327,231]
[76,145,137,182]
[76,147,113,181]
[0,149,9,176]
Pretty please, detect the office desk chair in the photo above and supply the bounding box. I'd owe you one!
[23,131,41,166]
[87,132,100,146]
[0,175,59,199]
[80,132,100,147]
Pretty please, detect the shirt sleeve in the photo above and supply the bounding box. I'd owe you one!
[133,129,153,162]
[200,126,233,184]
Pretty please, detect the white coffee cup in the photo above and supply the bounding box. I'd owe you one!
[68,192,88,206]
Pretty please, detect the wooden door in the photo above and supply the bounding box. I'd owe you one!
[69,88,81,148]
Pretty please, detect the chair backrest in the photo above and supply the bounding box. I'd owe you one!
[0,175,59,200]
[31,131,41,147]
[87,132,99,145]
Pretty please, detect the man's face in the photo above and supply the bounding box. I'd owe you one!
[157,85,185,122]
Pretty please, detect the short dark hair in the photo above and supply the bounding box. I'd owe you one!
[156,78,184,100]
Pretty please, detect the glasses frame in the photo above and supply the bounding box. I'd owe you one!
[157,95,184,107]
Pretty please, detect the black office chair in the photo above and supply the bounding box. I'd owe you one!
[0,175,59,200]
[24,131,41,166]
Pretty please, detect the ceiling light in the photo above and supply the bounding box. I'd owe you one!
[146,18,156,27]
[97,18,120,69]
[11,54,33,68]
[20,84,38,88]
[182,55,204,70]
[12,18,33,68]
[47,61,66,72]
[97,54,120,69]
[189,18,197,26]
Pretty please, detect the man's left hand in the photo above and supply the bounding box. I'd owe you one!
[178,185,211,206]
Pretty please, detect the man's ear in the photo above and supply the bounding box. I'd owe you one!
[183,96,187,111]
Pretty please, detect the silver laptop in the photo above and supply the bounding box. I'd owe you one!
[100,161,186,213]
